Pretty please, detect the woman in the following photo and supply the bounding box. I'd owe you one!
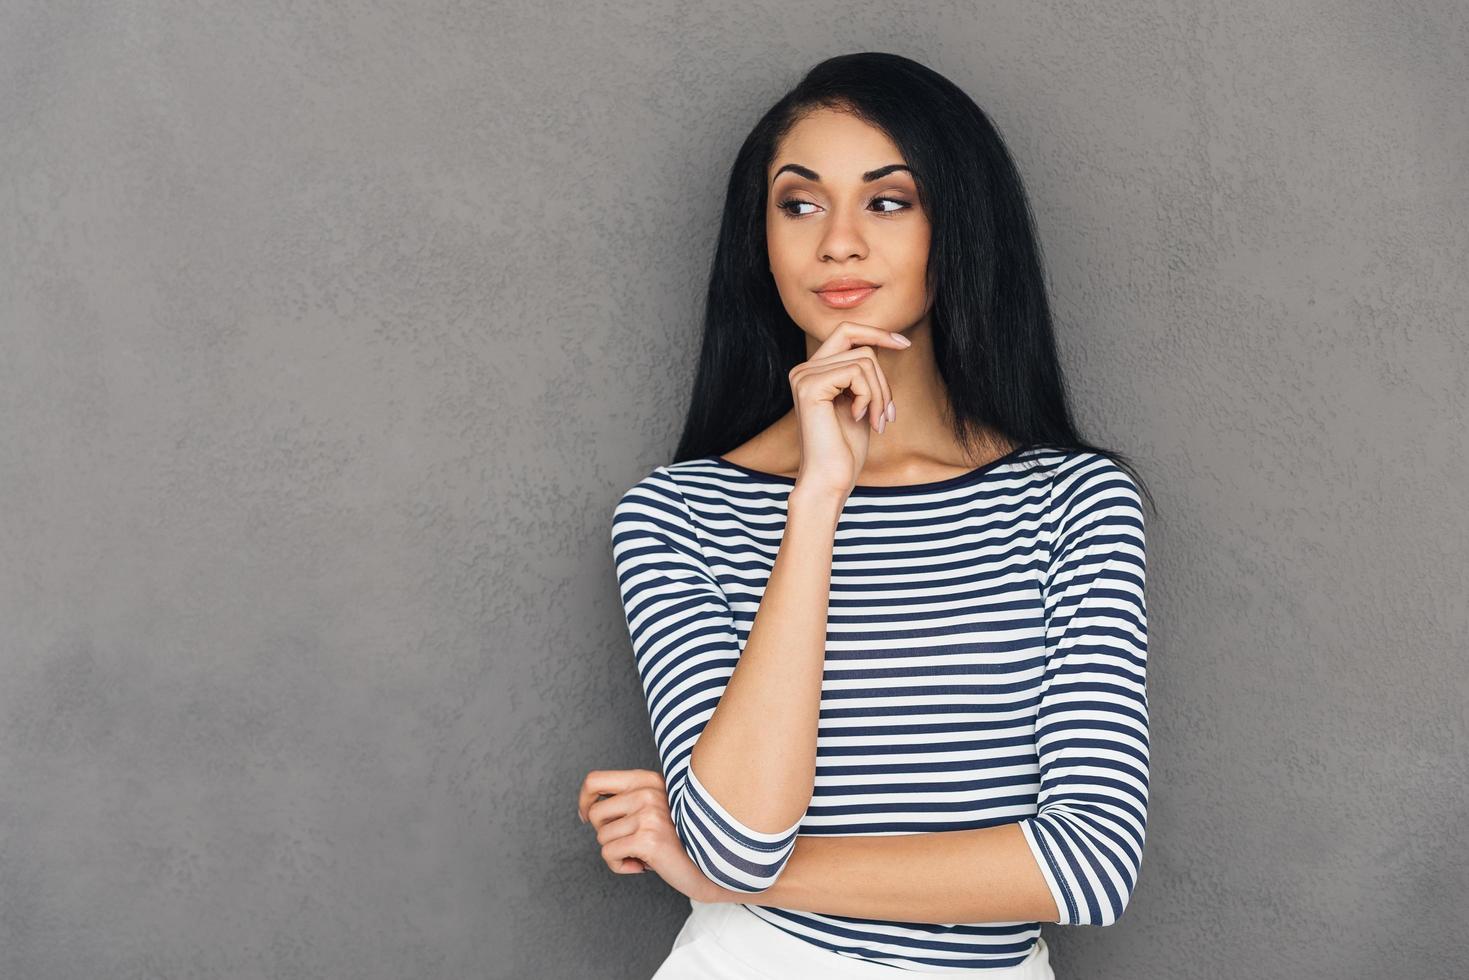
[578,52,1155,978]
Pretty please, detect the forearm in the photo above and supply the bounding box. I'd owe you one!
[689,487,843,833]
[711,823,1061,925]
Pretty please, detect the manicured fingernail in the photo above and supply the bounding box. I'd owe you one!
[893,333,912,347]
[886,400,896,422]
[878,414,886,434]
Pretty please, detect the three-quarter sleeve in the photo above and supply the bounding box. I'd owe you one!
[610,466,802,893]
[1017,458,1150,927]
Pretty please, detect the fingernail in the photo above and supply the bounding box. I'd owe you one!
[878,414,886,434]
[894,333,912,347]
[886,400,896,422]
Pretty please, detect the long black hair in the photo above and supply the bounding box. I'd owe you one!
[671,51,1155,513]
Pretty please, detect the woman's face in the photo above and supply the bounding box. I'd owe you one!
[766,108,931,341]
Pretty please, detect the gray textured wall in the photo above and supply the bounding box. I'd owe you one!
[2,1,1465,978]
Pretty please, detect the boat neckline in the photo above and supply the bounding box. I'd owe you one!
[703,445,1032,496]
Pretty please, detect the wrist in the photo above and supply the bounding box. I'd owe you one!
[787,484,847,518]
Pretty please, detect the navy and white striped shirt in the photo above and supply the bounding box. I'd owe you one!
[611,445,1150,971]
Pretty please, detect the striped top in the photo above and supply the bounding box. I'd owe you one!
[610,445,1150,971]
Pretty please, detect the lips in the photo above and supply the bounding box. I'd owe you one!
[816,278,879,292]
[814,281,880,309]
[810,283,875,307]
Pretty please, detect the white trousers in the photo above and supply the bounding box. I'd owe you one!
[651,899,1055,979]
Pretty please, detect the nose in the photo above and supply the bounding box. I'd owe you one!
[818,205,869,262]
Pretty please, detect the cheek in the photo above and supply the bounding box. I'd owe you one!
[765,228,796,281]
[892,235,930,302]
[902,225,931,273]
[899,233,922,299]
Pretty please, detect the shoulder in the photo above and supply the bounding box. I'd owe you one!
[1038,453,1147,594]
[1044,450,1141,506]
[611,460,722,537]
[613,464,686,527]
[614,457,723,506]
[610,464,723,578]
[1040,451,1145,540]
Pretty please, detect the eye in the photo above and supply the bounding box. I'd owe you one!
[776,198,818,218]
[775,197,912,219]
[871,196,911,214]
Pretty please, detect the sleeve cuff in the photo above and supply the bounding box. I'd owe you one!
[1019,818,1074,925]
[677,762,802,892]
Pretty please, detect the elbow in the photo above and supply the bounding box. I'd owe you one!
[1086,817,1146,926]
[672,808,798,893]
[674,763,803,893]
[1020,807,1146,927]
[1049,858,1140,927]
[1087,876,1139,927]
[1069,850,1143,927]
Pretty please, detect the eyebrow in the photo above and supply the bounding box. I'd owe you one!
[771,163,912,185]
